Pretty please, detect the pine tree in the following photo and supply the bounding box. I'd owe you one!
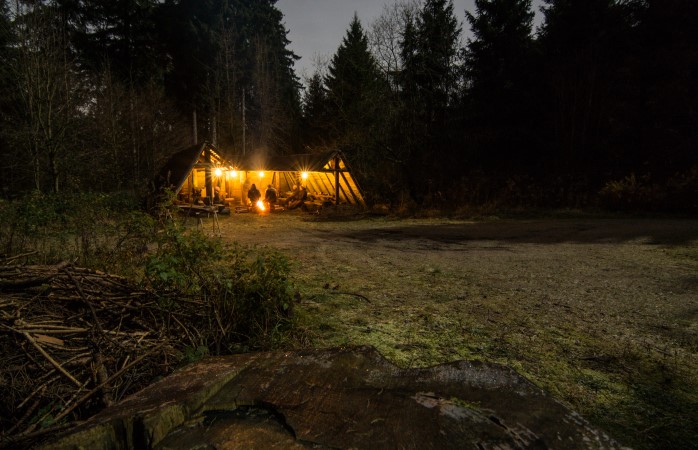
[410,0,461,121]
[465,0,534,113]
[627,0,698,178]
[325,14,381,141]
[58,0,165,86]
[324,15,382,149]
[324,14,390,197]
[398,0,462,201]
[463,0,536,168]
[301,71,331,149]
[158,0,300,154]
[243,1,302,153]
[538,0,631,170]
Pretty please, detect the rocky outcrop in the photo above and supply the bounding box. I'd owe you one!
[39,346,623,449]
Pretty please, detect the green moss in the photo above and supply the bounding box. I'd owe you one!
[449,397,483,412]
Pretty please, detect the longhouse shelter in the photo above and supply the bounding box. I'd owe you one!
[241,150,365,207]
[155,143,365,207]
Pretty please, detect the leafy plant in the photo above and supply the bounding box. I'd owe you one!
[145,224,297,352]
[0,192,153,272]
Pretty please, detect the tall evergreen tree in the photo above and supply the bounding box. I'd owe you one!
[405,0,461,122]
[538,0,633,180]
[627,0,698,178]
[55,0,185,189]
[324,14,390,199]
[399,0,461,201]
[325,16,381,150]
[159,0,300,154]
[58,0,165,86]
[301,71,331,149]
[325,14,381,142]
[463,0,536,168]
[243,1,302,153]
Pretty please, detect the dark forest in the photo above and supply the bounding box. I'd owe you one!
[0,0,696,212]
[1,2,697,449]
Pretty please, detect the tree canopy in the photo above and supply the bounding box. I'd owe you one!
[0,0,695,213]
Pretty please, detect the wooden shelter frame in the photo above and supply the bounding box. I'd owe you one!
[156,144,366,208]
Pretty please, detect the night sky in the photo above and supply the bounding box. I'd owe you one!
[276,0,545,80]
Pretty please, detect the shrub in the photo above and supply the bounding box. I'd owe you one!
[145,223,296,352]
[0,192,154,273]
[599,169,698,213]
[599,173,665,211]
[1,192,301,353]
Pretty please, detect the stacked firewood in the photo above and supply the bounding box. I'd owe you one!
[0,262,204,445]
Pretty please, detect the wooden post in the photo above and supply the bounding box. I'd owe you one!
[334,155,340,206]
[211,113,217,146]
[192,108,198,145]
[205,145,213,202]
[242,89,246,156]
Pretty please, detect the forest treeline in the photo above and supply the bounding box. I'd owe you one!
[0,0,696,212]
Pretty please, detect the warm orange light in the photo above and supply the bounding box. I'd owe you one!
[214,168,223,177]
[256,200,265,211]
[229,170,238,178]
[301,171,309,180]
[258,171,265,178]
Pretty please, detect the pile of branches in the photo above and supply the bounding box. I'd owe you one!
[0,262,207,446]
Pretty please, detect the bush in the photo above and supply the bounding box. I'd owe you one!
[599,169,698,213]
[599,173,665,211]
[0,192,301,353]
[0,192,154,273]
[145,223,296,352]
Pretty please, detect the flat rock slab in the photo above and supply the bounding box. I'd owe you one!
[41,346,623,449]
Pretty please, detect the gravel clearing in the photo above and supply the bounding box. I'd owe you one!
[214,211,698,449]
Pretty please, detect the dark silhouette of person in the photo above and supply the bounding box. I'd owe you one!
[247,183,261,206]
[264,184,278,211]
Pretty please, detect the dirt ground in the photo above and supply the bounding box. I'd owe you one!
[211,210,698,449]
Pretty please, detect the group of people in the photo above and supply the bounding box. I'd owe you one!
[211,178,307,213]
[247,181,309,212]
[247,183,278,212]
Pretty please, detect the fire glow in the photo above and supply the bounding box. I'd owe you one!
[256,200,265,211]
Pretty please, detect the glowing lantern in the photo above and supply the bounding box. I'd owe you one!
[228,170,238,179]
[258,171,265,178]
[301,171,309,180]
[214,168,223,177]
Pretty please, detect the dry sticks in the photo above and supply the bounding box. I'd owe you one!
[0,263,204,443]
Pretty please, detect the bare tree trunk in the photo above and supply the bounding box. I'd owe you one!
[211,111,217,145]
[10,3,80,193]
[192,108,198,144]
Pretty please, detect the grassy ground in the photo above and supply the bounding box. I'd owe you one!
[217,211,698,449]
